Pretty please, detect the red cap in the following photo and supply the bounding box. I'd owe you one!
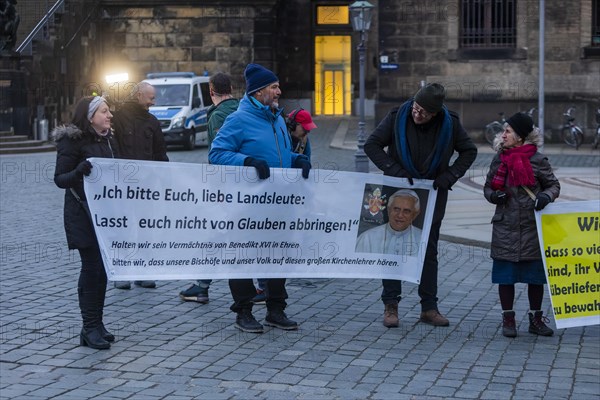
[288,109,317,131]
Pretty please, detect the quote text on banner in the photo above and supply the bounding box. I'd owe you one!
[84,158,438,282]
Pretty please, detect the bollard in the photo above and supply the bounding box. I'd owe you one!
[38,119,48,141]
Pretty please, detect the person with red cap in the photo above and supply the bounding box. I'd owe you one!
[286,108,317,159]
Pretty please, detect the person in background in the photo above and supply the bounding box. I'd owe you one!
[178,72,240,304]
[484,112,560,338]
[209,63,311,333]
[112,81,169,290]
[52,96,117,349]
[178,73,268,305]
[364,83,477,328]
[286,108,317,158]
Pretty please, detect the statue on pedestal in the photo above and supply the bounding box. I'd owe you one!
[1,0,20,53]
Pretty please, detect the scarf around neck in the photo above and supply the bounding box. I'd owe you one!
[394,100,452,179]
[490,143,537,190]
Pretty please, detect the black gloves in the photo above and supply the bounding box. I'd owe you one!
[489,191,550,209]
[534,193,551,211]
[384,163,413,185]
[244,157,270,179]
[293,156,311,179]
[76,160,93,177]
[490,190,508,205]
[433,172,457,191]
[243,157,311,180]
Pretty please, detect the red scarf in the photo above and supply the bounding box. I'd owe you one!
[491,144,536,190]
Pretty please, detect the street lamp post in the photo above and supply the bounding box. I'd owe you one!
[349,1,375,173]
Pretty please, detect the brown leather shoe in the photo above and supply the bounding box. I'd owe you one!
[420,310,449,327]
[383,303,399,328]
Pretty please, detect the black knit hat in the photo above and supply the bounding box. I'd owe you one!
[414,83,446,113]
[245,63,278,95]
[506,112,534,140]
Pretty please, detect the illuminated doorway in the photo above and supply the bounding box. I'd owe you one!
[315,36,351,115]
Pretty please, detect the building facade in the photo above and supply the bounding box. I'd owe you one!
[10,0,600,140]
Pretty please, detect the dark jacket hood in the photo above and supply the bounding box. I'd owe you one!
[51,124,83,142]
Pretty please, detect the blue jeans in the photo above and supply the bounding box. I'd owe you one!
[381,189,447,312]
[197,280,211,289]
[256,278,267,291]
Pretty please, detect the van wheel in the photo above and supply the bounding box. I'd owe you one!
[184,130,196,150]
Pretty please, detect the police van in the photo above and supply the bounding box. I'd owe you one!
[143,72,213,150]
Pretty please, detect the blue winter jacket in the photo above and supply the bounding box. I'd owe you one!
[209,95,300,168]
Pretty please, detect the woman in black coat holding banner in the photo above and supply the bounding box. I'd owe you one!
[53,96,117,349]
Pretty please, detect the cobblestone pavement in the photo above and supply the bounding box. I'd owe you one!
[0,118,598,399]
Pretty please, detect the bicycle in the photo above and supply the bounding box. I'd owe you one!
[560,107,584,149]
[592,107,600,150]
[484,112,506,145]
[484,107,537,145]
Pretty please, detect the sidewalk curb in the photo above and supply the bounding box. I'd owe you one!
[330,119,354,150]
[440,234,491,250]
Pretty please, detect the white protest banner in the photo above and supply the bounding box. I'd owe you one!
[536,200,600,329]
[84,158,437,283]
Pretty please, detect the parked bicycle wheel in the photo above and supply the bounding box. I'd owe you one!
[484,122,504,145]
[562,126,584,149]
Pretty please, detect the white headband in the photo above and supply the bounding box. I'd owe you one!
[87,96,105,120]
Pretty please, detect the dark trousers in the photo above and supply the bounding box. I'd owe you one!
[78,245,108,328]
[382,189,448,312]
[229,278,288,314]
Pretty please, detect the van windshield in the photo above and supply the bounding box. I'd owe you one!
[153,85,190,107]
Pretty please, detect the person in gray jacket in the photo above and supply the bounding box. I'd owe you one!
[484,112,560,338]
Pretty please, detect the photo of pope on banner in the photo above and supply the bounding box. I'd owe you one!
[83,158,437,284]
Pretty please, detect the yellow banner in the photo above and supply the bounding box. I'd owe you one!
[537,202,600,329]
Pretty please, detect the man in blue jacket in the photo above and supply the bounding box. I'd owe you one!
[209,63,311,333]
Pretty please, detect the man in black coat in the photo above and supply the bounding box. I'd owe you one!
[364,83,477,328]
[112,81,169,290]
[112,82,169,162]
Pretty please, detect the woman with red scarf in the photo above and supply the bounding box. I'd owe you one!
[484,112,560,338]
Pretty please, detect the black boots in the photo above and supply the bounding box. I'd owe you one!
[99,323,115,342]
[265,310,298,330]
[80,327,110,349]
[528,310,554,336]
[78,287,112,349]
[235,309,299,333]
[235,310,264,333]
[502,311,517,337]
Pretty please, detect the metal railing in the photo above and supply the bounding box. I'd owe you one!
[16,0,65,55]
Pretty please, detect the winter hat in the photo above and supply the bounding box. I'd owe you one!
[506,112,534,140]
[288,109,317,131]
[414,83,446,113]
[245,63,278,95]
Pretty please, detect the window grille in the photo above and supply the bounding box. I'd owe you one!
[460,0,516,48]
